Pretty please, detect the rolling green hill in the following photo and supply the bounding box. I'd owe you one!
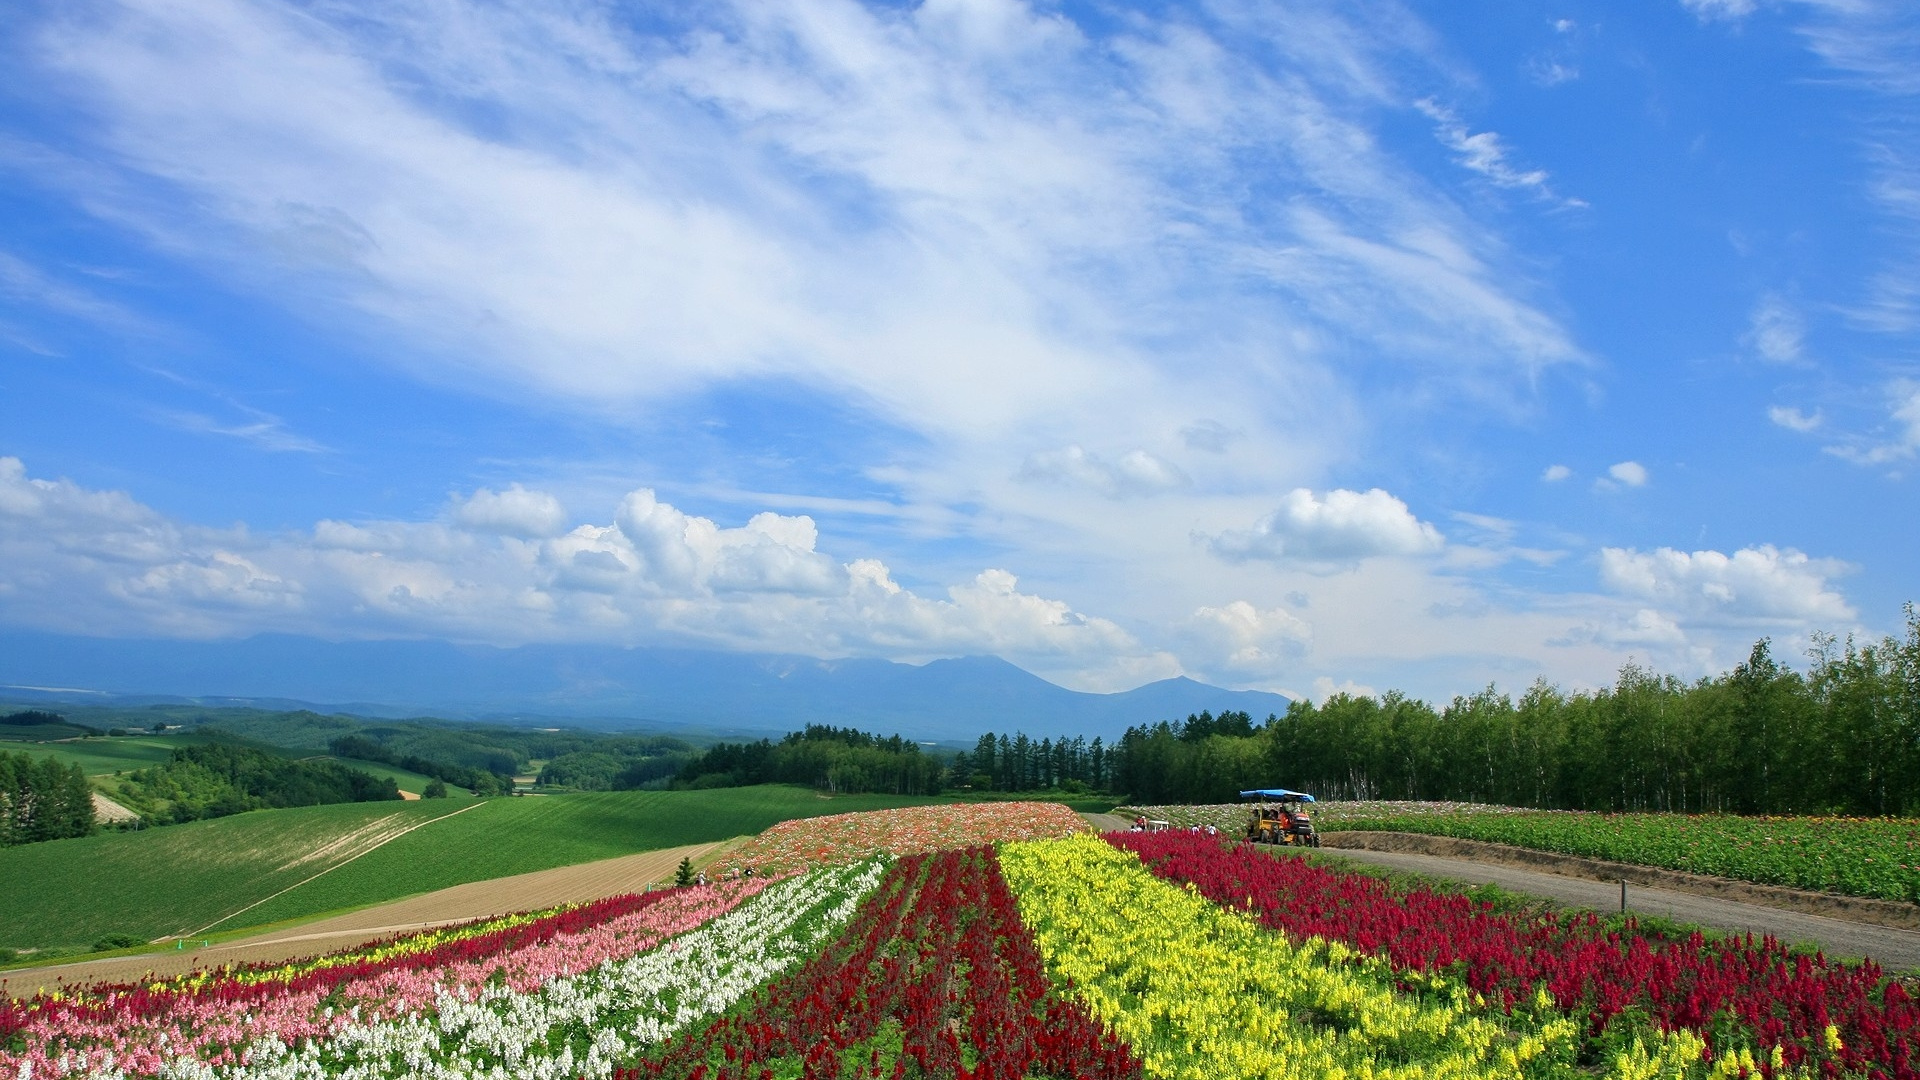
[0,734,209,777]
[310,756,475,797]
[0,785,960,953]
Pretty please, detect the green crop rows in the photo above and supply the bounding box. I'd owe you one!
[0,785,963,953]
[1336,810,1920,902]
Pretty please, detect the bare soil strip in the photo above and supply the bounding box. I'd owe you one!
[1321,831,1920,931]
[1305,841,1920,973]
[1078,812,1131,833]
[89,792,139,824]
[2,840,725,998]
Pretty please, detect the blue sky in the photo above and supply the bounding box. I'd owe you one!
[0,0,1914,701]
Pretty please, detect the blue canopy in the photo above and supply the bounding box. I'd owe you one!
[1239,788,1316,802]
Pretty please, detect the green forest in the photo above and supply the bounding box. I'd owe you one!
[113,743,402,824]
[675,725,947,795]
[0,749,94,846]
[969,609,1920,816]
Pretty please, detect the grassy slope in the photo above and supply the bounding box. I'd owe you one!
[1,735,207,777]
[0,786,957,950]
[308,755,474,796]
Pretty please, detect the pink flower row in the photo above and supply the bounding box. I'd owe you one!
[7,879,767,1079]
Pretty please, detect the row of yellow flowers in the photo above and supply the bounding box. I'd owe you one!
[999,834,1736,1080]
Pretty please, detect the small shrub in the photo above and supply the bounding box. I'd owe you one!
[91,933,146,952]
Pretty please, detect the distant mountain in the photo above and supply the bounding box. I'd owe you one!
[0,632,1291,741]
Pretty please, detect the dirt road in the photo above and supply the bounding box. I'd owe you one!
[2,840,728,997]
[1310,845,1920,972]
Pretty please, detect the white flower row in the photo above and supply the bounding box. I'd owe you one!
[119,860,887,1080]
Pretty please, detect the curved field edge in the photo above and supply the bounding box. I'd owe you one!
[0,786,971,952]
[1120,802,1920,903]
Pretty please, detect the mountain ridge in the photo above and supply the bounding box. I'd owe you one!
[0,632,1292,741]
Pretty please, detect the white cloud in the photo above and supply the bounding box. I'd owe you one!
[1680,0,1756,22]
[1768,405,1823,433]
[1605,460,1648,487]
[1826,379,1920,465]
[1746,294,1806,364]
[1309,676,1378,703]
[1413,98,1561,198]
[1599,544,1855,624]
[1018,445,1187,498]
[1187,600,1312,673]
[1211,488,1444,565]
[1541,463,1571,481]
[16,0,1585,489]
[0,456,1166,688]
[453,485,569,538]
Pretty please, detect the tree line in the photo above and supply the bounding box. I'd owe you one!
[0,750,95,846]
[982,607,1920,816]
[676,724,946,795]
[116,743,402,824]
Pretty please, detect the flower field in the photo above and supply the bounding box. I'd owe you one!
[1120,802,1920,902]
[8,803,1920,1080]
[708,801,1086,878]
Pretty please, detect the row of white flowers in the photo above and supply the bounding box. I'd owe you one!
[119,860,888,1080]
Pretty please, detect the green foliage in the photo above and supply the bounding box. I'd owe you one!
[678,724,945,795]
[0,750,95,846]
[423,778,449,799]
[0,785,960,950]
[114,743,400,824]
[1015,606,1920,818]
[0,710,102,740]
[675,855,694,887]
[1335,809,1920,903]
[90,933,145,952]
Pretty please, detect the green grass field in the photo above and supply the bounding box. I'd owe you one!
[307,755,474,796]
[1,734,208,777]
[0,785,965,953]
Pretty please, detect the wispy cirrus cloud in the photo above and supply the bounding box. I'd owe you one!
[14,0,1584,478]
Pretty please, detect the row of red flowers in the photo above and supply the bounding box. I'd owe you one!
[1108,830,1918,1080]
[0,887,685,1037]
[619,845,1142,1080]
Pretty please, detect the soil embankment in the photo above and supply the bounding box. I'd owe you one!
[1,840,729,997]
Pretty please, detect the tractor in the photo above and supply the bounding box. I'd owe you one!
[1241,788,1320,847]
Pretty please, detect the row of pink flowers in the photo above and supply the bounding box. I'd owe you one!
[3,880,766,1079]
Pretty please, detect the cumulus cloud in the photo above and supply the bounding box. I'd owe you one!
[1211,488,1444,566]
[453,484,569,538]
[1598,461,1648,489]
[1768,405,1823,433]
[1541,464,1571,482]
[1187,600,1312,673]
[1599,544,1855,624]
[1018,446,1187,498]
[0,456,1162,685]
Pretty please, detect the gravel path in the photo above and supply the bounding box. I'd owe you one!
[1,840,729,997]
[1308,845,1920,972]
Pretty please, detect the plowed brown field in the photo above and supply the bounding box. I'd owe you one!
[1,839,733,998]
